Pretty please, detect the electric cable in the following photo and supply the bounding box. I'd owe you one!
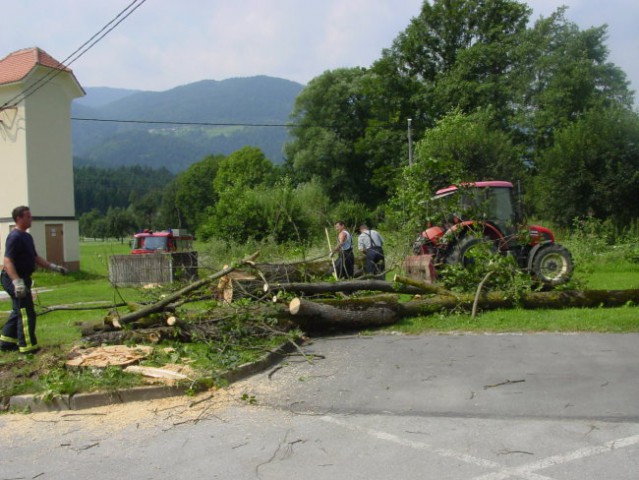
[71,117,294,128]
[70,116,397,130]
[1,0,147,110]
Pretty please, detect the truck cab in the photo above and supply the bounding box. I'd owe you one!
[131,229,193,254]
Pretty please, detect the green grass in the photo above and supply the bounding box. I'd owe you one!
[391,304,639,334]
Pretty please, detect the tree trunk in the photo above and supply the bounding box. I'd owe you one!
[286,289,639,330]
[289,297,401,330]
[400,289,639,317]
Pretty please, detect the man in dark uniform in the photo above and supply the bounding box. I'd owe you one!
[1,206,67,353]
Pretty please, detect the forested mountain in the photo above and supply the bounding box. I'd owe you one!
[74,87,139,108]
[71,76,303,172]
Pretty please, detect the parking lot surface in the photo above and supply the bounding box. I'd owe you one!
[2,332,638,479]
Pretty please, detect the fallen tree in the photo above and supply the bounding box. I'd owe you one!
[286,289,639,328]
[81,263,639,343]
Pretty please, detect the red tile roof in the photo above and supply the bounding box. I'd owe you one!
[0,47,71,86]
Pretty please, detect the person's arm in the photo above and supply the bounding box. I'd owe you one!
[357,234,365,252]
[3,256,19,281]
[4,256,27,297]
[36,255,67,274]
[333,231,347,254]
[35,255,49,269]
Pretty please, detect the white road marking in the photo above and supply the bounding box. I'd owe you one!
[321,415,547,477]
[321,415,639,480]
[472,433,639,480]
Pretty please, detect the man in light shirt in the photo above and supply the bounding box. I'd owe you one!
[357,224,385,275]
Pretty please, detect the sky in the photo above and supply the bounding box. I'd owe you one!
[1,0,637,101]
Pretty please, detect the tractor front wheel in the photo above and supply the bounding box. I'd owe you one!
[531,244,573,287]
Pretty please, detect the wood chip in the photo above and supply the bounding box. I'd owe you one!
[66,345,153,368]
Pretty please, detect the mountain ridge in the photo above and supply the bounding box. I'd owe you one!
[71,76,304,172]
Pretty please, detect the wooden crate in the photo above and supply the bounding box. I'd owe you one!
[109,252,198,286]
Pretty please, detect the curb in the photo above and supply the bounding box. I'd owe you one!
[4,339,300,413]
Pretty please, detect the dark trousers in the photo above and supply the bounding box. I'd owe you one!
[0,271,38,353]
[335,249,355,279]
[364,246,385,274]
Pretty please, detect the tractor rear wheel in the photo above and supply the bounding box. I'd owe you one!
[445,236,490,268]
[531,244,573,286]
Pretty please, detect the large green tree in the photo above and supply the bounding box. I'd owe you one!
[213,146,276,194]
[285,68,376,204]
[198,147,279,242]
[516,8,633,153]
[534,106,639,228]
[173,154,223,232]
[414,108,525,187]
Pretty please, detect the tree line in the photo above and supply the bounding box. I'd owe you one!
[76,1,639,245]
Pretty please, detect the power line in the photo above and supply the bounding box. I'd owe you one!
[70,116,397,130]
[1,0,147,110]
[71,117,294,128]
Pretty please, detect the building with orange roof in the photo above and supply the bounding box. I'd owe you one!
[0,47,85,271]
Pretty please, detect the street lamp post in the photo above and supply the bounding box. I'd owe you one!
[407,118,413,166]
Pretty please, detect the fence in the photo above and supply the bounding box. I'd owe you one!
[108,252,198,286]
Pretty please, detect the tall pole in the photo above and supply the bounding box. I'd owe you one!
[407,118,413,166]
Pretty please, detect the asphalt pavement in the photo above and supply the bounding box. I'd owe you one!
[2,332,639,479]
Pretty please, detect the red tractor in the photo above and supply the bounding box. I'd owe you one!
[407,181,573,287]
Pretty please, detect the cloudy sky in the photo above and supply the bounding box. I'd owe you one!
[1,0,637,100]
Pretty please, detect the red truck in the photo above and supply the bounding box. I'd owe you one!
[130,229,194,254]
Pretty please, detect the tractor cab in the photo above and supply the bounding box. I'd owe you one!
[428,181,520,239]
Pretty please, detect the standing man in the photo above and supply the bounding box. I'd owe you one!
[331,221,354,279]
[358,224,385,275]
[0,206,67,353]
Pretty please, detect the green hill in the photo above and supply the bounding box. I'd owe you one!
[71,76,303,172]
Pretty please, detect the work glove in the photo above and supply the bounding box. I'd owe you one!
[12,278,26,298]
[50,263,68,275]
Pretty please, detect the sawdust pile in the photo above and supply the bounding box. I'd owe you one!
[0,383,252,440]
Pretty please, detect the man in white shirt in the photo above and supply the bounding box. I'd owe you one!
[357,224,385,275]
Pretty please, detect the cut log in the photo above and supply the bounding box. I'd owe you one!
[289,297,401,330]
